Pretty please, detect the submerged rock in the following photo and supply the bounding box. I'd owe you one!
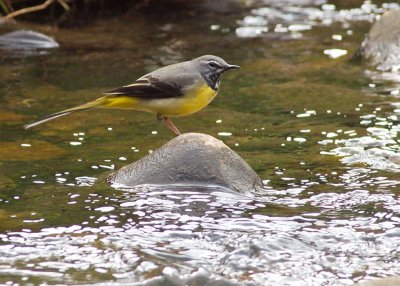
[108,133,262,194]
[0,30,59,50]
[356,10,400,72]
[0,140,65,161]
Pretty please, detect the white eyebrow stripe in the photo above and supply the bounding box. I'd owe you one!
[208,61,222,67]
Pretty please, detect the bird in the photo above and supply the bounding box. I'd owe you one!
[24,55,240,135]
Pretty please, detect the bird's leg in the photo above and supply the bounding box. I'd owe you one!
[157,114,181,136]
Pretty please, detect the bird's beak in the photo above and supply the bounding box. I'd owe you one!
[225,64,241,70]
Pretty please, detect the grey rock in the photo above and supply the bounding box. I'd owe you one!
[356,10,400,71]
[0,30,59,50]
[108,133,262,194]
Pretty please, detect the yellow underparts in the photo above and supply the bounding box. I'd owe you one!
[101,83,218,117]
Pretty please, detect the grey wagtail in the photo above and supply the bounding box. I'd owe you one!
[24,55,240,135]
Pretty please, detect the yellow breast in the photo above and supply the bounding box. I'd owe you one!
[101,82,218,117]
[139,83,217,117]
[174,83,218,116]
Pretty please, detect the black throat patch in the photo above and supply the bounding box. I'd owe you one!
[202,71,221,91]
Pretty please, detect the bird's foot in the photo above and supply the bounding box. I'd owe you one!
[157,114,181,136]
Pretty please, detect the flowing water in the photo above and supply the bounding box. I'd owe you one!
[1,0,400,285]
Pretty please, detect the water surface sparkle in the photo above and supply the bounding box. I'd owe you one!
[1,0,400,285]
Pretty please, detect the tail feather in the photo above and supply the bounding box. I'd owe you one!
[24,99,104,129]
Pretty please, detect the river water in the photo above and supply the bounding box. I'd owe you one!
[0,0,400,285]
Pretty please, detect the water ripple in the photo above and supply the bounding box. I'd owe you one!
[0,184,399,285]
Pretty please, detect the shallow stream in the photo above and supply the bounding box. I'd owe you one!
[0,0,400,285]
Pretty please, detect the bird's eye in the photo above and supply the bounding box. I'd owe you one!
[208,62,219,69]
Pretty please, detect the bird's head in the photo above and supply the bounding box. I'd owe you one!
[194,55,240,90]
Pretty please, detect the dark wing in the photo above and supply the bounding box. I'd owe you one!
[103,75,184,99]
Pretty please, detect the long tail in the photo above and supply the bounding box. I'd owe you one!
[24,98,106,129]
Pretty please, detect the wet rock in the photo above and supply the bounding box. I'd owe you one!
[356,10,400,71]
[0,30,59,50]
[108,133,262,194]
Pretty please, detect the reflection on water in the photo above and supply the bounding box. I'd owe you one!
[324,71,400,171]
[1,184,399,285]
[1,0,400,285]
[234,0,399,39]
